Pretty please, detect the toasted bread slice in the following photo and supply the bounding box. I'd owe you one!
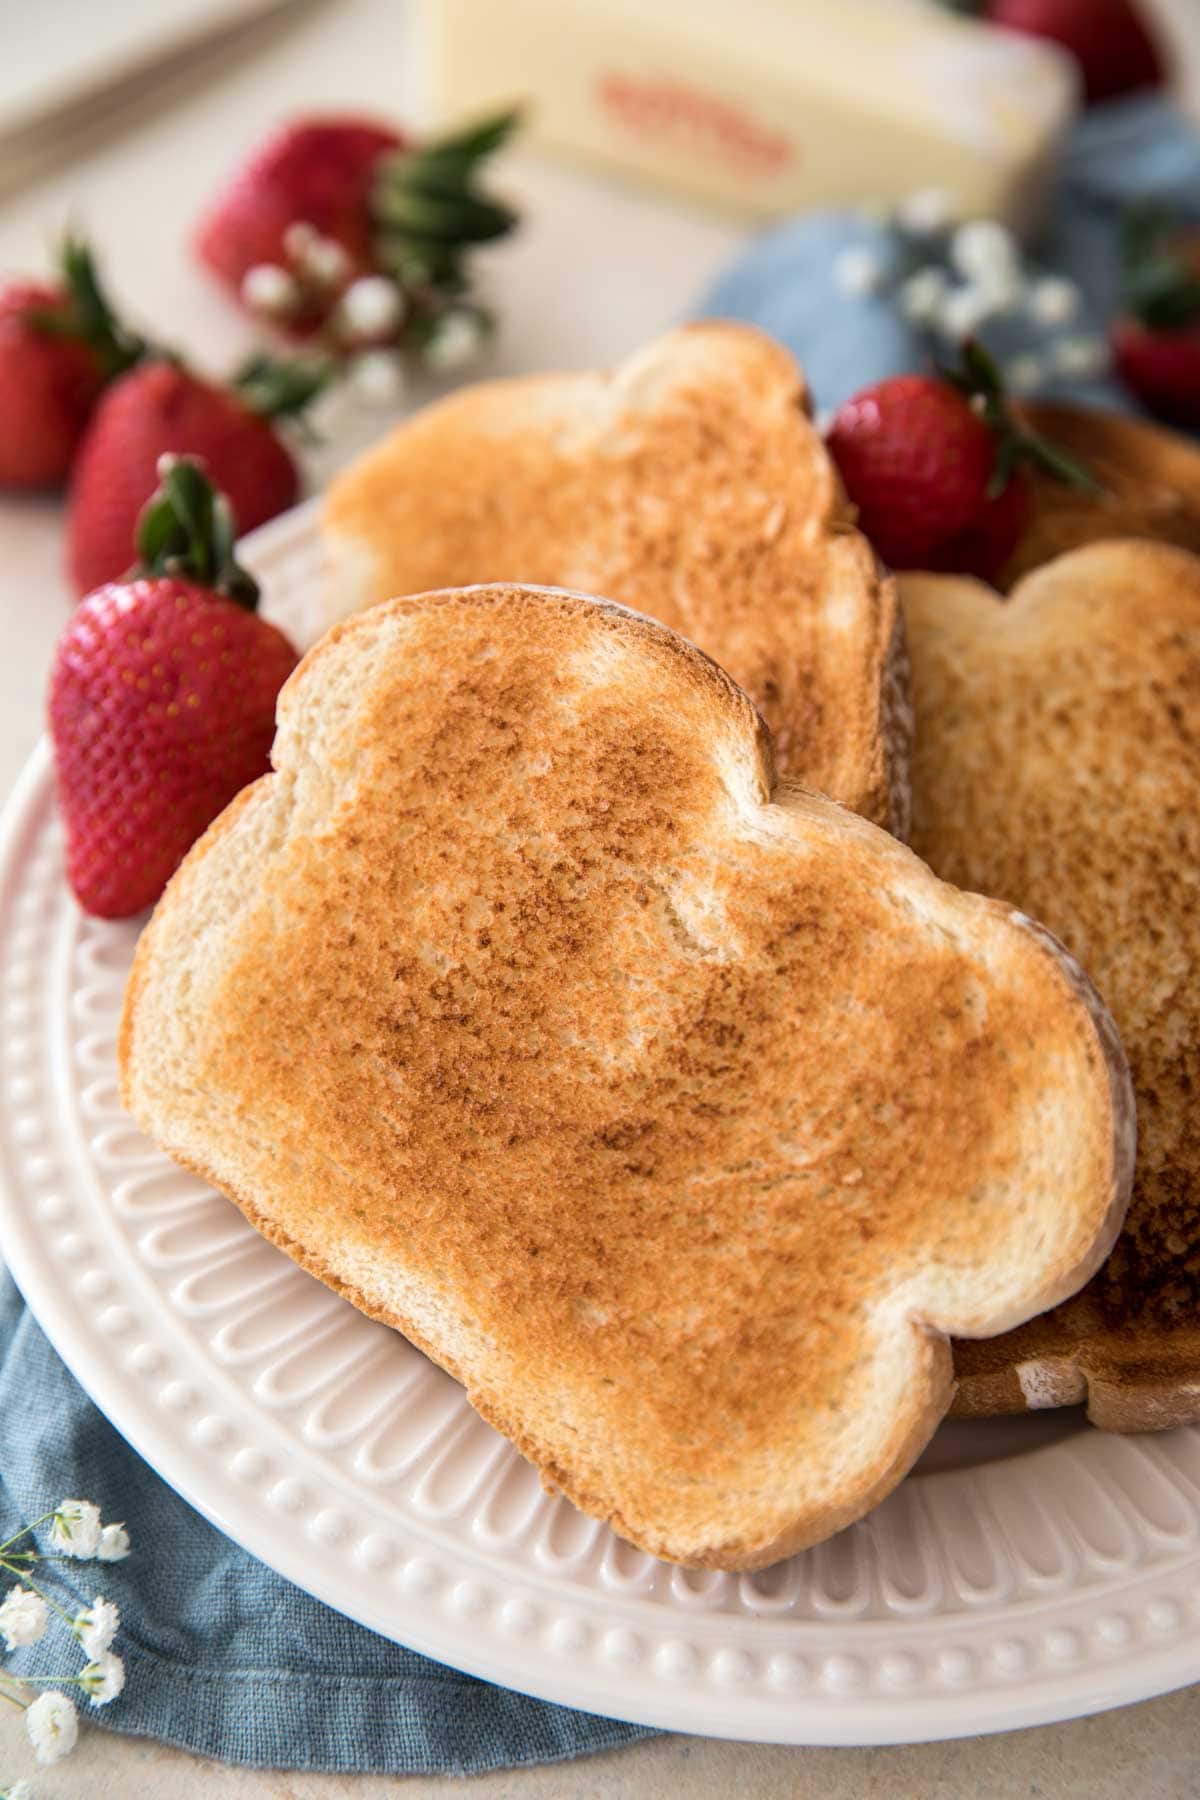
[120,584,1132,1567]
[903,541,1200,1430]
[322,322,909,834]
[1001,403,1200,589]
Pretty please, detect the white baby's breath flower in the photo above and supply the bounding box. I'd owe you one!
[240,263,300,318]
[297,233,351,288]
[49,1500,101,1559]
[7,1778,34,1798]
[80,1651,125,1707]
[897,266,948,325]
[73,1595,119,1659]
[348,349,406,407]
[1026,275,1080,327]
[1005,352,1046,393]
[936,283,1001,341]
[832,246,883,297]
[895,186,953,236]
[1051,334,1109,377]
[423,309,488,372]
[950,220,1019,289]
[25,1690,78,1764]
[334,274,406,343]
[283,219,319,262]
[0,1585,48,1649]
[96,1522,131,1563]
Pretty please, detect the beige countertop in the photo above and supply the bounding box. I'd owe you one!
[1,0,1198,1793]
[0,1685,1197,1797]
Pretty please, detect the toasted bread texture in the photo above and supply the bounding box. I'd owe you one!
[322,322,909,834]
[120,584,1132,1566]
[1001,403,1200,590]
[903,541,1200,1430]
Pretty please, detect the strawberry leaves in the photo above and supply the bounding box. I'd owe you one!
[231,351,334,421]
[132,455,260,610]
[947,339,1100,496]
[23,237,146,383]
[371,108,522,300]
[1120,204,1200,332]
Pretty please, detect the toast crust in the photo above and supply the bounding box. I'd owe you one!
[1001,403,1200,589]
[903,541,1200,1429]
[322,322,909,834]
[121,584,1131,1564]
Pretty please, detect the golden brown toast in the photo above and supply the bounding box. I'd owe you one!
[1002,403,1200,589]
[322,322,909,833]
[903,541,1200,1429]
[121,583,1132,1566]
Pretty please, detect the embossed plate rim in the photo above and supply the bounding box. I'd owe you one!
[1,501,1199,1744]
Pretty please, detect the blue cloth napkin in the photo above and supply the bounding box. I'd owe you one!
[0,1273,652,1775]
[698,96,1200,418]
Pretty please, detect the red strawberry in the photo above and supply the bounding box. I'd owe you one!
[66,354,325,596]
[0,283,103,488]
[923,467,1033,583]
[1111,207,1200,428]
[49,457,299,918]
[195,117,404,329]
[195,110,521,351]
[826,343,1093,580]
[0,240,144,489]
[827,374,1001,572]
[984,0,1165,106]
[1112,319,1200,426]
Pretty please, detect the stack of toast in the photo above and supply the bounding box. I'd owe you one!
[120,324,1198,1568]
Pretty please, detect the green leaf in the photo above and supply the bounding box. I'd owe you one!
[372,187,517,243]
[57,235,147,379]
[1021,432,1103,494]
[232,353,334,421]
[946,339,1103,500]
[1119,200,1200,330]
[371,106,522,306]
[415,106,523,170]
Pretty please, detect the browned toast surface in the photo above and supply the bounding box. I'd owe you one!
[1003,403,1200,588]
[121,584,1132,1561]
[903,542,1200,1428]
[323,323,908,833]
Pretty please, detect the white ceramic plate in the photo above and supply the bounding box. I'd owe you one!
[2,502,1199,1745]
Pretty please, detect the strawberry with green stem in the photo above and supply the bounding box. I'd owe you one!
[0,237,145,489]
[66,349,330,596]
[50,456,300,919]
[826,341,1096,580]
[1111,205,1200,429]
[195,108,521,362]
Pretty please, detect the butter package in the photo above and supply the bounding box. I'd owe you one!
[418,0,1078,230]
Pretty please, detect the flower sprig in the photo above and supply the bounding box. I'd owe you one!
[831,190,1110,396]
[0,1499,132,1785]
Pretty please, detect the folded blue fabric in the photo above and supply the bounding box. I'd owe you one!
[698,96,1200,419]
[0,1273,652,1775]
